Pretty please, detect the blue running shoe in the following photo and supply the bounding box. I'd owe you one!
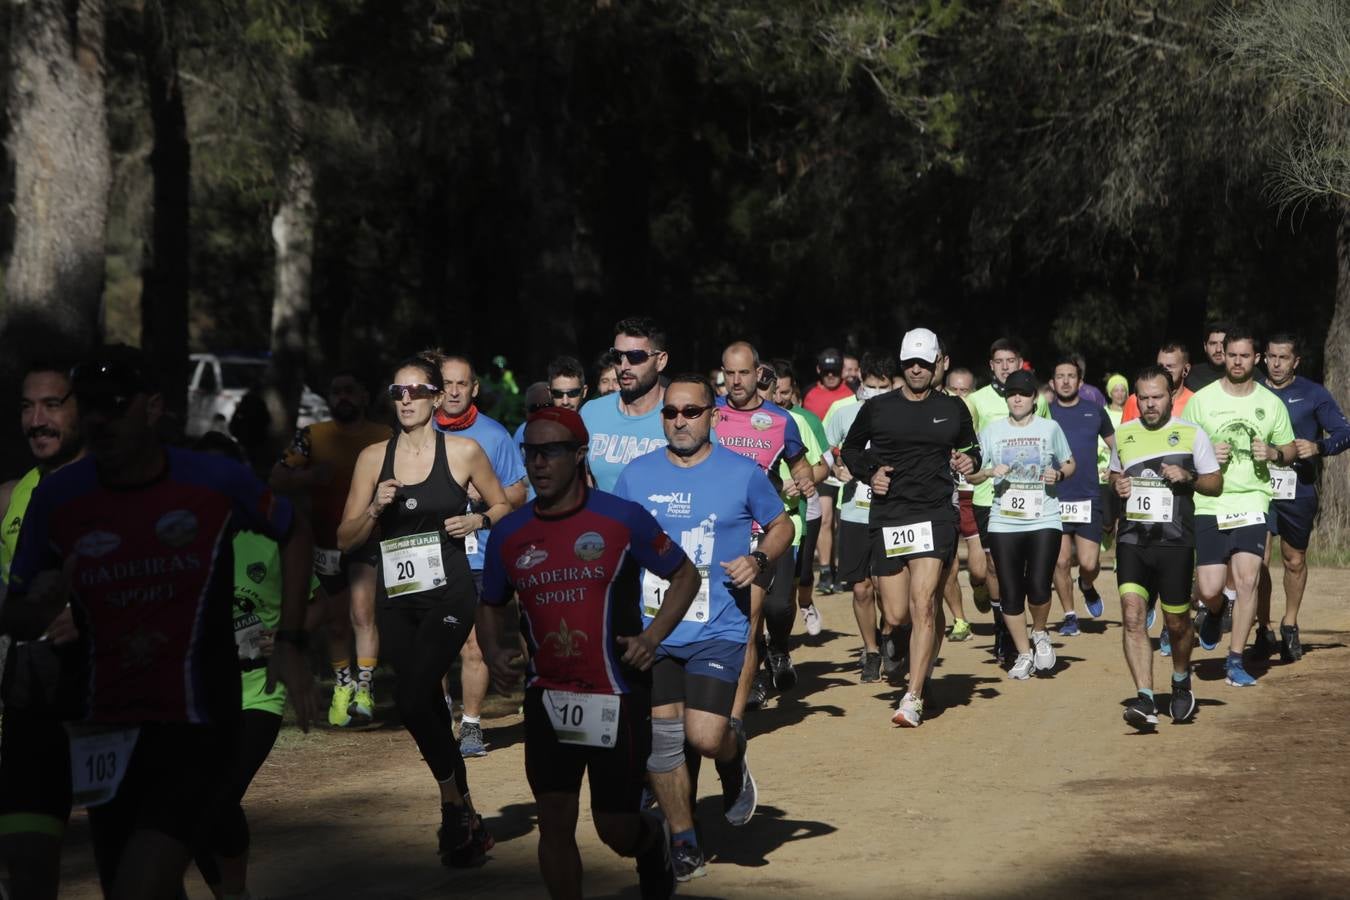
[1159,628,1171,657]
[1225,658,1257,687]
[1146,601,1157,632]
[1080,577,1104,618]
[1059,616,1080,637]
[1195,604,1222,652]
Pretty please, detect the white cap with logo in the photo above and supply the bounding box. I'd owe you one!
[899,327,940,364]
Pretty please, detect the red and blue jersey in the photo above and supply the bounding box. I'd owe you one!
[714,398,804,474]
[4,448,294,726]
[482,489,687,695]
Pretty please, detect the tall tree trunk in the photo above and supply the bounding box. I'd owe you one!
[139,0,190,429]
[1321,200,1350,533]
[2,0,110,355]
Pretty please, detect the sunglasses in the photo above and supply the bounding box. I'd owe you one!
[609,348,659,366]
[387,383,443,401]
[660,404,711,421]
[550,387,583,399]
[526,401,552,414]
[521,441,582,461]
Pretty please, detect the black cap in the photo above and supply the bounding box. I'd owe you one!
[1004,369,1038,397]
[71,345,161,403]
[817,347,843,372]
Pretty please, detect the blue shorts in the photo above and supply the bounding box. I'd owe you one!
[1059,496,1104,544]
[1268,495,1317,552]
[652,639,745,715]
[1195,515,1268,567]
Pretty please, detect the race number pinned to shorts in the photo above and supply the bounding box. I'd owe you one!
[1125,477,1173,524]
[643,567,711,623]
[234,612,266,661]
[1060,500,1092,524]
[543,690,620,747]
[380,531,445,597]
[856,485,872,511]
[68,725,140,808]
[1000,482,1045,520]
[883,521,934,558]
[463,532,479,556]
[1218,511,1265,530]
[1268,466,1297,501]
[313,547,342,577]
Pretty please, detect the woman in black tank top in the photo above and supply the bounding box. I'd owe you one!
[337,354,510,868]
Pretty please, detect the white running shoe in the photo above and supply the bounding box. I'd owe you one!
[802,604,822,636]
[1031,630,1056,672]
[1008,651,1034,680]
[891,692,923,728]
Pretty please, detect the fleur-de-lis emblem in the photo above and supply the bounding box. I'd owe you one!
[543,619,589,658]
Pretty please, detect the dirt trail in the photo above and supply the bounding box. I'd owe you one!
[59,567,1350,898]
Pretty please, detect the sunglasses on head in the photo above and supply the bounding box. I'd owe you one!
[660,404,711,421]
[550,387,583,399]
[521,441,582,461]
[387,383,443,401]
[609,348,659,366]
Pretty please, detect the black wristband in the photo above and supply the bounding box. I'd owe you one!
[750,551,769,572]
[274,629,307,649]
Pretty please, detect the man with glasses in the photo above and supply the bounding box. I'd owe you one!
[0,357,85,899]
[614,375,792,881]
[2,345,316,897]
[547,355,589,411]
[842,328,979,727]
[582,317,671,492]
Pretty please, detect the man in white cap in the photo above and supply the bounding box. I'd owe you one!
[840,328,979,728]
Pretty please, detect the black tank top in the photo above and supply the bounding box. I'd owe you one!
[376,433,473,605]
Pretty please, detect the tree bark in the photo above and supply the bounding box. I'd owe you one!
[1321,199,1350,533]
[2,0,110,356]
[139,0,190,428]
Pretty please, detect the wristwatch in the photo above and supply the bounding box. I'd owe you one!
[479,513,493,531]
[749,550,769,573]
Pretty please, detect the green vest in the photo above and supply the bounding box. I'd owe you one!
[1,467,40,580]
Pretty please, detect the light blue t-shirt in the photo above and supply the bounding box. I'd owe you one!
[978,416,1073,533]
[581,393,668,492]
[824,397,870,525]
[434,411,527,570]
[613,444,783,647]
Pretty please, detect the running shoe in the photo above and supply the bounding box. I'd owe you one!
[459,721,488,758]
[892,692,923,728]
[1008,651,1034,680]
[722,754,757,826]
[766,651,797,691]
[1146,600,1157,631]
[949,618,973,642]
[1123,695,1158,730]
[350,685,375,722]
[1280,623,1304,662]
[637,819,675,899]
[1224,658,1257,687]
[1221,596,1234,634]
[1058,615,1080,637]
[328,684,354,728]
[1195,604,1222,651]
[438,803,478,868]
[1250,626,1280,660]
[1159,628,1171,657]
[815,577,835,596]
[802,604,823,636]
[670,842,707,882]
[860,650,882,683]
[1031,630,1056,672]
[1169,678,1197,723]
[1080,577,1104,618]
[972,583,992,614]
[746,671,769,709]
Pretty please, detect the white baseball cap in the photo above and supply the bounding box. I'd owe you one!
[899,328,940,364]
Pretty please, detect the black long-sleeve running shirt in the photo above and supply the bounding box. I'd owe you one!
[841,390,980,526]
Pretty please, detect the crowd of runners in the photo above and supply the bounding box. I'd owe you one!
[0,316,1347,899]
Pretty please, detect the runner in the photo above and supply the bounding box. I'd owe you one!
[0,357,85,900]
[593,352,620,398]
[802,347,854,422]
[1110,366,1222,728]
[968,368,1075,680]
[479,405,699,900]
[337,354,512,865]
[1101,373,1128,550]
[1122,341,1194,422]
[514,381,555,448]
[842,352,862,393]
[1184,330,1296,687]
[931,347,972,643]
[715,342,817,713]
[1184,321,1230,392]
[2,345,317,897]
[581,318,670,492]
[943,366,986,641]
[548,355,590,411]
[430,352,529,758]
[271,371,391,727]
[1048,356,1115,635]
[841,328,978,726]
[1254,334,1350,663]
[614,375,792,880]
[1072,352,1108,407]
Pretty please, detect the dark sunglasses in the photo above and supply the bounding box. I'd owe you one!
[521,441,583,461]
[387,383,443,401]
[609,348,659,366]
[550,387,583,399]
[660,404,711,421]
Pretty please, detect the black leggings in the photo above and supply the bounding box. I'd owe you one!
[988,529,1061,616]
[763,550,797,654]
[377,586,477,791]
[194,708,283,883]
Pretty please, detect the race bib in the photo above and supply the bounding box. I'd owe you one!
[543,690,621,747]
[68,725,140,808]
[380,532,445,597]
[1060,500,1091,524]
[464,532,479,556]
[1268,466,1297,501]
[1218,511,1265,530]
[643,567,711,623]
[883,521,934,558]
[1125,477,1173,524]
[313,547,342,577]
[1000,481,1045,520]
[234,612,266,661]
[856,485,872,510]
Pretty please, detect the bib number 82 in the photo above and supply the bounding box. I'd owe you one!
[1007,496,1026,511]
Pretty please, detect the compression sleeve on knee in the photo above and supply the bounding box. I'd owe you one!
[647,716,686,774]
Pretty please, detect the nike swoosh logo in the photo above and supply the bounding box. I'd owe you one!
[1289,398,1304,403]
[933,418,948,424]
